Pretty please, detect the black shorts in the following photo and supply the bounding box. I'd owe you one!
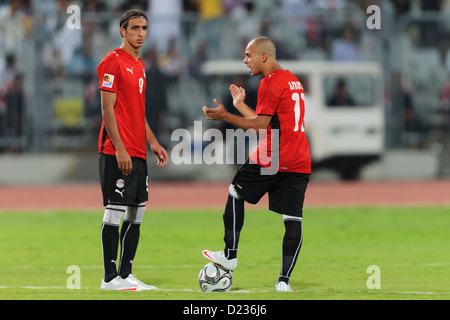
[232,161,309,218]
[99,153,148,207]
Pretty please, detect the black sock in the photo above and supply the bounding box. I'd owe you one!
[223,194,245,260]
[101,223,119,282]
[279,219,303,284]
[118,220,141,278]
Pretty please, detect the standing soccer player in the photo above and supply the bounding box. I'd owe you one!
[202,37,311,292]
[97,9,168,291]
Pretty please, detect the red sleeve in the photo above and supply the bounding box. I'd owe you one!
[255,77,281,116]
[97,57,120,93]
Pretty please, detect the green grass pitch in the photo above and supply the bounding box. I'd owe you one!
[0,206,449,300]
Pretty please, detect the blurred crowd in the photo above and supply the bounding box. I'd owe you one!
[1,0,450,153]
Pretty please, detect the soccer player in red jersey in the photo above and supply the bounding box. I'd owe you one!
[97,9,168,291]
[202,37,311,292]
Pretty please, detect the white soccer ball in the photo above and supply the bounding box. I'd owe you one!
[198,263,233,292]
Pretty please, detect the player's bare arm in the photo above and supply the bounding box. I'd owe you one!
[145,119,168,167]
[203,99,272,132]
[100,90,132,175]
[229,84,256,117]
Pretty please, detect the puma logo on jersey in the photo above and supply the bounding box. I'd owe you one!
[115,189,125,197]
[126,67,134,75]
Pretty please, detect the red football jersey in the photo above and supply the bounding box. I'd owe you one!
[97,48,147,159]
[249,69,311,174]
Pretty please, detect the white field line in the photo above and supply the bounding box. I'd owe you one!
[0,286,449,295]
[0,285,196,292]
[79,262,450,269]
[1,263,449,295]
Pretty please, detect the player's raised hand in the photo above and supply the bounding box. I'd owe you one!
[229,84,246,107]
[202,99,228,121]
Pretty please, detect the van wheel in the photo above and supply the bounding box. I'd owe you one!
[339,166,361,180]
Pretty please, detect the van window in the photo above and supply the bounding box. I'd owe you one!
[325,76,375,107]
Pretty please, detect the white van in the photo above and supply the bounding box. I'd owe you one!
[201,60,384,179]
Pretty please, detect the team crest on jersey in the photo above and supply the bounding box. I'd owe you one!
[102,73,115,88]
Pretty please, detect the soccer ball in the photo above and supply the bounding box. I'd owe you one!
[198,263,233,292]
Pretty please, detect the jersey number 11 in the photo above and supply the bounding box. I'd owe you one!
[292,92,305,133]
